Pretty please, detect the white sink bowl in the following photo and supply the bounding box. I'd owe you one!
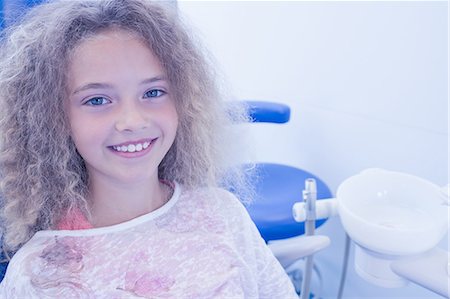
[337,168,449,287]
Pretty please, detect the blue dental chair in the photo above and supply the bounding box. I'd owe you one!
[241,100,332,242]
[239,101,333,297]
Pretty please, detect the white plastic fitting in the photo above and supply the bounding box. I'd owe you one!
[268,235,331,268]
[293,198,338,223]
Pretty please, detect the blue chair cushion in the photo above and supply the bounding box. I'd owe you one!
[245,163,332,242]
[0,250,8,282]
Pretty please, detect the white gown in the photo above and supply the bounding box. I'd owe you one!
[0,183,297,298]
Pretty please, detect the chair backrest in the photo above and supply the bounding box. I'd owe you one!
[1,0,46,30]
[0,250,8,282]
[245,100,291,124]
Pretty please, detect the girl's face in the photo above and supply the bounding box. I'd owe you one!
[66,30,178,185]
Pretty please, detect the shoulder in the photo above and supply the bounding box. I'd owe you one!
[0,235,49,297]
[180,186,248,218]
[177,185,255,233]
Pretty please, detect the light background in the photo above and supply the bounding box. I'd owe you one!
[178,1,448,298]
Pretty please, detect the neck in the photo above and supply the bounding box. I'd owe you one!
[87,174,170,228]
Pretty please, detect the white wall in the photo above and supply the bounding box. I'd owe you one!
[178,1,448,298]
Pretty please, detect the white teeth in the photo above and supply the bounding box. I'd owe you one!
[128,144,136,152]
[113,141,151,153]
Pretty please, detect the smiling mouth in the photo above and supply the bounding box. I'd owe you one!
[109,139,156,153]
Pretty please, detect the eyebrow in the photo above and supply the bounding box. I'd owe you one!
[71,76,167,95]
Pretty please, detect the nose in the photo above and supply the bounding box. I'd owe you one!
[114,100,148,132]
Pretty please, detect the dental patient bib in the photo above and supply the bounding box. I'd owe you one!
[0,183,296,299]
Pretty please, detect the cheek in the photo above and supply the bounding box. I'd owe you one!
[171,107,179,128]
[160,101,179,135]
[168,108,179,139]
[68,116,87,144]
[68,112,107,150]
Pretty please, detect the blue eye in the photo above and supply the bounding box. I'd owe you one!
[85,97,110,106]
[144,89,166,98]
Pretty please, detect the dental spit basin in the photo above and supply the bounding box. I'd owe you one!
[337,168,449,289]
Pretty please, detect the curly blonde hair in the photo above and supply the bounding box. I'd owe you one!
[0,0,251,253]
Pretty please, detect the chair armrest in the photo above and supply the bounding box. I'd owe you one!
[268,235,330,268]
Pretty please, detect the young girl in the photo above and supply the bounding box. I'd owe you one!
[0,0,297,298]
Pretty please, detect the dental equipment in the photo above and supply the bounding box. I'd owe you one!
[225,100,334,297]
[292,179,347,299]
[294,168,450,298]
[300,179,317,299]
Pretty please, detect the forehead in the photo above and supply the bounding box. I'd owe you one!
[76,29,142,47]
[69,29,151,62]
[66,29,165,89]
